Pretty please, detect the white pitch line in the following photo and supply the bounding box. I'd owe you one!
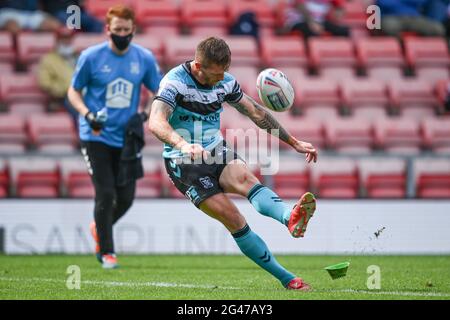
[1,277,449,297]
[0,277,241,290]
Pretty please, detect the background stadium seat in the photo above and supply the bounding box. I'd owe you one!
[136,159,163,198]
[164,36,202,68]
[133,35,165,66]
[134,0,180,28]
[388,79,439,119]
[181,0,228,30]
[311,158,359,198]
[340,79,388,118]
[293,78,340,117]
[422,117,450,154]
[414,158,450,198]
[0,159,9,197]
[221,36,260,67]
[374,118,422,155]
[324,118,373,154]
[10,157,60,198]
[0,114,28,153]
[28,114,77,153]
[260,36,308,68]
[228,66,259,100]
[0,32,15,63]
[308,38,357,79]
[359,158,407,198]
[228,0,275,29]
[60,158,93,198]
[72,34,107,53]
[17,32,55,68]
[356,37,404,80]
[0,73,48,105]
[271,156,310,198]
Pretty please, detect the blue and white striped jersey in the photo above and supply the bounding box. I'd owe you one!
[154,61,243,159]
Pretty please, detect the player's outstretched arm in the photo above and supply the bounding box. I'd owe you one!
[229,94,318,163]
[148,99,208,160]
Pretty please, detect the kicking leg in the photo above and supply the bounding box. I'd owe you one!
[219,159,316,237]
[199,194,309,289]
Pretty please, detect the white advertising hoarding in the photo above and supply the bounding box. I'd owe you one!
[0,199,449,254]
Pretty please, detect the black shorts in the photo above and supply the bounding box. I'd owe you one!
[164,141,241,207]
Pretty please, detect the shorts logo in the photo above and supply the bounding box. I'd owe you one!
[186,186,200,202]
[199,176,214,189]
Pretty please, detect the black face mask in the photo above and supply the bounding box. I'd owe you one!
[111,33,133,51]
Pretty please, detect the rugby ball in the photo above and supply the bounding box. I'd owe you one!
[256,68,294,112]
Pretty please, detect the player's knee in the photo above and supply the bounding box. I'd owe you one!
[96,188,116,204]
[238,171,259,187]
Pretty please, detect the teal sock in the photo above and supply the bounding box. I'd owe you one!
[247,184,291,225]
[232,224,295,287]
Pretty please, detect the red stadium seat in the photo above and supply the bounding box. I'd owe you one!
[0,114,27,151]
[60,158,93,198]
[271,156,310,198]
[164,35,203,67]
[0,32,14,63]
[134,0,180,28]
[281,67,307,87]
[422,117,450,154]
[0,159,9,197]
[359,158,407,198]
[228,0,275,29]
[374,118,422,155]
[260,37,308,68]
[388,79,439,119]
[228,66,259,100]
[221,36,260,67]
[28,114,77,152]
[17,32,56,66]
[133,35,164,65]
[308,37,356,69]
[143,25,180,38]
[72,34,107,53]
[0,73,48,105]
[342,0,369,29]
[404,37,450,69]
[356,37,404,69]
[8,102,46,115]
[356,36,404,80]
[311,158,358,198]
[293,77,340,115]
[181,0,228,29]
[10,157,60,198]
[189,26,228,37]
[84,0,133,20]
[275,113,325,150]
[341,79,388,117]
[436,79,449,108]
[414,158,450,198]
[324,118,373,154]
[136,159,163,198]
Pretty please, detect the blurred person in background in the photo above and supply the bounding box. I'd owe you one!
[37,27,78,125]
[283,0,350,38]
[40,0,103,33]
[376,0,446,37]
[0,0,61,34]
[67,5,162,269]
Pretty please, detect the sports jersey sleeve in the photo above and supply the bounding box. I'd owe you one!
[143,51,162,93]
[224,79,243,103]
[71,50,91,91]
[154,77,180,110]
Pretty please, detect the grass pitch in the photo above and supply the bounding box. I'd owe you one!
[0,255,449,300]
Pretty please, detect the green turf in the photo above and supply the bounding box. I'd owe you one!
[0,255,449,300]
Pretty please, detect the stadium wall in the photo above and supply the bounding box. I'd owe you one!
[0,199,449,255]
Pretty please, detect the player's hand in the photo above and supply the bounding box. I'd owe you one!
[180,143,210,161]
[291,138,318,163]
[85,111,105,132]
